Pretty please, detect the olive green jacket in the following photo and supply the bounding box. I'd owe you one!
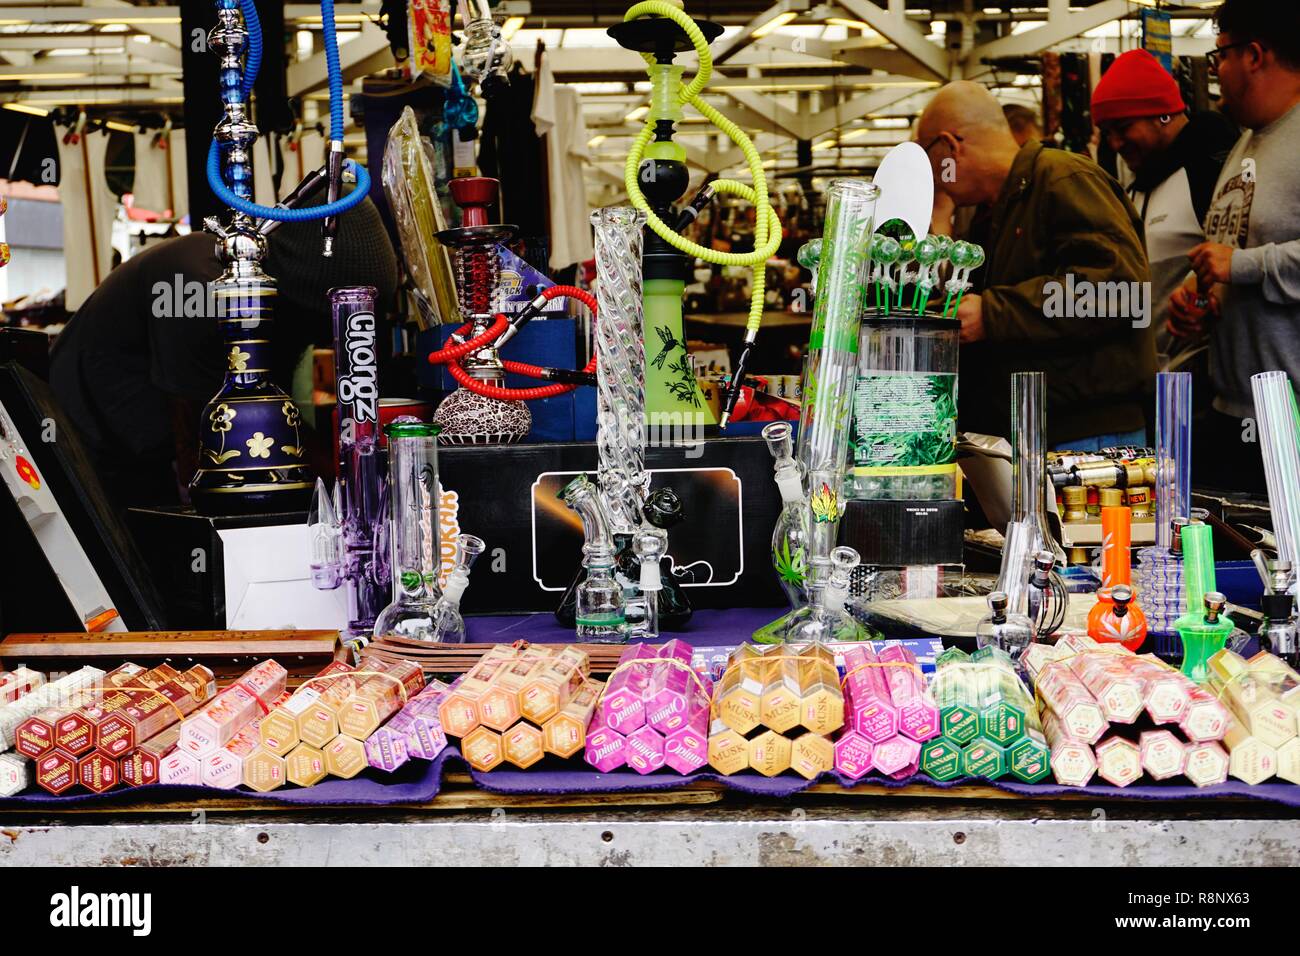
[962,141,1156,444]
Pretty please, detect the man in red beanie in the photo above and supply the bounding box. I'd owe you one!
[1093,49,1237,370]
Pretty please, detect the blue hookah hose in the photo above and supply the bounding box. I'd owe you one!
[206,0,368,222]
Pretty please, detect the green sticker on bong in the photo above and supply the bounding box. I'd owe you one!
[851,373,957,469]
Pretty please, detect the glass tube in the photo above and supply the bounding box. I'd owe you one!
[996,518,1035,616]
[795,179,879,598]
[1181,522,1217,613]
[1251,371,1300,565]
[1155,371,1193,551]
[1010,372,1066,564]
[591,206,650,536]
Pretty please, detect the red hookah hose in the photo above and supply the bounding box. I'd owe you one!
[426,285,599,399]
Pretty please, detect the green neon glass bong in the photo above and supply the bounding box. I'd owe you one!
[1173,521,1234,682]
[611,1,781,428]
[755,179,878,643]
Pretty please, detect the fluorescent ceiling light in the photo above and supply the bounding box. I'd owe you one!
[105,120,136,133]
[625,105,649,122]
[751,10,798,39]
[3,102,49,117]
[502,16,525,40]
[588,134,607,148]
[0,72,89,80]
[812,138,838,150]
[826,18,869,30]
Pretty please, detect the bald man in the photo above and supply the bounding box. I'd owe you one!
[919,81,1155,450]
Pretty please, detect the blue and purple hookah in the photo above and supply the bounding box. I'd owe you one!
[192,0,388,632]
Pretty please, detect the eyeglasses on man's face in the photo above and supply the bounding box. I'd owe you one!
[1207,38,1255,72]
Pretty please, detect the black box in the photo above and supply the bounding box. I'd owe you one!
[438,436,788,614]
[839,498,964,567]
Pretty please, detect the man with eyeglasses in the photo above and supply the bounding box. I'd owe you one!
[917,81,1152,451]
[1167,0,1300,494]
[1092,50,1238,371]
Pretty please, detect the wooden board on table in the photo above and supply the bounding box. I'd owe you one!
[364,639,628,677]
[0,630,342,686]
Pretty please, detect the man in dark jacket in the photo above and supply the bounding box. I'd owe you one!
[918,81,1155,449]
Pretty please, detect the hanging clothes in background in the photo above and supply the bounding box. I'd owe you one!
[166,129,188,224]
[478,61,548,263]
[131,131,171,215]
[531,53,593,274]
[56,127,118,310]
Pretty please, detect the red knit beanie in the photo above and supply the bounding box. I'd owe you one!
[1092,49,1187,123]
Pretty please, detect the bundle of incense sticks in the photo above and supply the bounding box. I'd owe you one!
[363,639,629,678]
[834,644,941,781]
[363,680,452,774]
[1207,648,1300,785]
[586,641,713,776]
[1025,633,1232,787]
[27,664,219,795]
[920,647,1050,784]
[237,657,424,791]
[177,659,288,758]
[706,642,842,779]
[0,668,43,706]
[1,666,105,753]
[435,644,600,772]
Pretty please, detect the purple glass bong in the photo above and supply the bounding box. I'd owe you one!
[310,286,390,638]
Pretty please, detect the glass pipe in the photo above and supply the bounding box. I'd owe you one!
[823,546,859,616]
[910,235,943,313]
[1154,371,1193,551]
[798,239,822,295]
[456,0,513,88]
[561,474,627,642]
[763,421,809,609]
[758,181,878,644]
[942,241,984,317]
[1026,549,1067,637]
[413,534,486,645]
[1260,559,1298,668]
[867,234,900,314]
[1251,370,1300,565]
[373,420,449,642]
[795,179,879,598]
[975,591,1036,666]
[1088,584,1147,651]
[592,205,650,536]
[633,528,667,641]
[1011,372,1067,565]
[1173,522,1234,681]
[893,237,916,309]
[308,287,390,636]
[996,518,1036,617]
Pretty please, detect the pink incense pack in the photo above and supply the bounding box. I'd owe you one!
[178,660,288,758]
[200,691,292,790]
[584,712,627,773]
[876,644,940,742]
[841,645,898,742]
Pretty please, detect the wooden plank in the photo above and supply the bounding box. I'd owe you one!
[0,630,340,660]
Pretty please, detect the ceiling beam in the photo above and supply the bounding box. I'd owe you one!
[964,0,1134,77]
[711,0,811,66]
[286,24,393,95]
[834,0,950,80]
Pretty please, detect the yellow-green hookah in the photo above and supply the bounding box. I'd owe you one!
[612,0,782,427]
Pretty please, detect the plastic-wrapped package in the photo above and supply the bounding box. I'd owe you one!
[382,106,459,328]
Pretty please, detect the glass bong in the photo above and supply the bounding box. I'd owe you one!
[372,419,485,643]
[560,473,627,642]
[310,286,390,640]
[975,591,1036,667]
[556,205,690,638]
[755,179,879,643]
